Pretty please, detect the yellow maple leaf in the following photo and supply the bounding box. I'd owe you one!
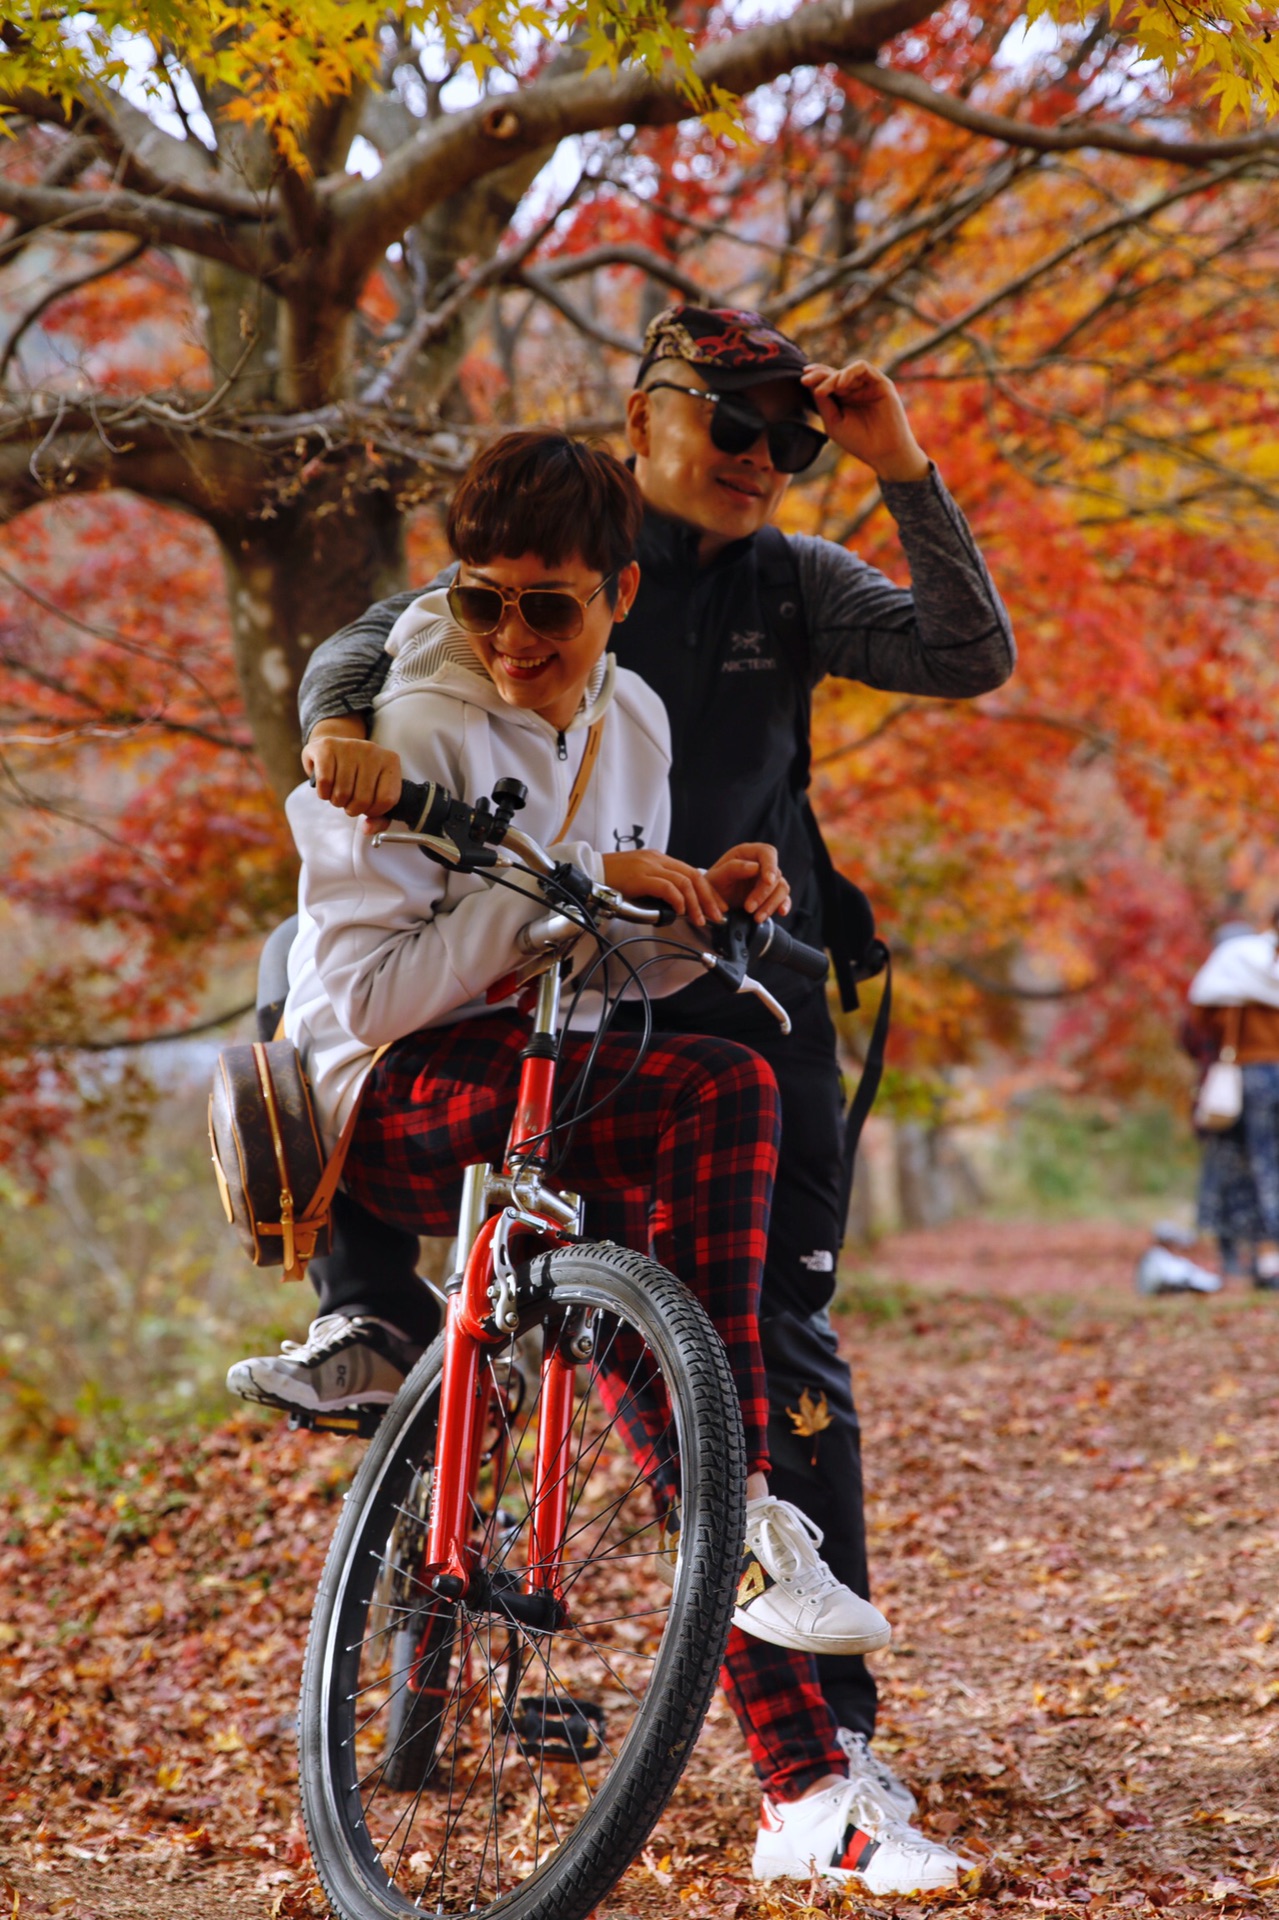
[787,1387,832,1463]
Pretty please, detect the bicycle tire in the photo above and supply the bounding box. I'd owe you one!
[299,1240,747,1920]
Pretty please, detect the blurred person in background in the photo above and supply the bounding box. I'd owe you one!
[1186,914,1279,1290]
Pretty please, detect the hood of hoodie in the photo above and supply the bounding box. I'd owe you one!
[377,587,616,732]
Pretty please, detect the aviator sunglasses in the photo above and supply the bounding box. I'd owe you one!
[645,381,827,474]
[447,572,617,644]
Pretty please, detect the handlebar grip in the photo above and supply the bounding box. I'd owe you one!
[631,896,679,927]
[387,777,453,836]
[755,921,829,982]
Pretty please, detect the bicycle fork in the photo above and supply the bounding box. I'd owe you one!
[422,965,583,1632]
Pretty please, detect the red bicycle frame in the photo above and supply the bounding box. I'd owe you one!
[422,960,583,1610]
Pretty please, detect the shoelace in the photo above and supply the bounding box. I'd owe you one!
[875,1818,965,1861]
[841,1731,912,1806]
[836,1785,962,1863]
[747,1498,841,1597]
[279,1313,360,1361]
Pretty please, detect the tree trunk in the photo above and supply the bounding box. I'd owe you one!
[217,481,409,801]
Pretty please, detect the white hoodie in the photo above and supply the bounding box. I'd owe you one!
[284,590,675,1144]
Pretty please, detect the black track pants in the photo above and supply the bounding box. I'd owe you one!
[604,981,877,1739]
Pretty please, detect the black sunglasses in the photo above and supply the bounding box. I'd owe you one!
[447,573,616,644]
[645,381,827,475]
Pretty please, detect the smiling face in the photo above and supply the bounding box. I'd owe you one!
[455,551,640,733]
[626,366,804,561]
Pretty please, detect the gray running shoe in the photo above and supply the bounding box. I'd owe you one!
[227,1313,423,1413]
[836,1726,918,1823]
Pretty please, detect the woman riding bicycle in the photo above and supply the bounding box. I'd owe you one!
[232,428,887,1664]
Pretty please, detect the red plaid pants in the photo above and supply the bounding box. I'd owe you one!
[345,1011,776,1472]
[346,1011,840,1799]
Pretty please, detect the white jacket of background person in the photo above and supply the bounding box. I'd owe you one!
[1188,929,1279,1011]
[284,589,678,1147]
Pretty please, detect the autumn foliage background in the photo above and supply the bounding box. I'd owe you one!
[2,9,1279,1918]
[1,0,1278,1429]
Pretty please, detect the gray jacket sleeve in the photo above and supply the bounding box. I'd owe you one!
[298,590,418,740]
[791,465,1015,697]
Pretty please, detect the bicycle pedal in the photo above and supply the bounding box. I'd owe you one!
[286,1406,387,1439]
[509,1693,605,1761]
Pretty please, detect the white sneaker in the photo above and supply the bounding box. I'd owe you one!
[226,1313,422,1413]
[835,1726,918,1822]
[733,1496,891,1656]
[752,1780,972,1894]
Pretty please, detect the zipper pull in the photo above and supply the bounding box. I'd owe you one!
[556,730,568,760]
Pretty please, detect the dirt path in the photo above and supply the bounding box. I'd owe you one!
[3,1220,1277,1919]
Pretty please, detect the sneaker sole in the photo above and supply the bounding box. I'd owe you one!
[752,1855,963,1893]
[227,1367,401,1415]
[732,1609,892,1657]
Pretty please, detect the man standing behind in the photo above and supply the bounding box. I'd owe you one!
[233,308,1015,1893]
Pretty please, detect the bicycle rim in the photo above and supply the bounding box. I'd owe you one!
[299,1242,746,1920]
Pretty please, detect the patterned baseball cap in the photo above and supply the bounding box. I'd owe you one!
[635,305,814,399]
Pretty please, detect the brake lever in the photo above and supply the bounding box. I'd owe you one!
[372,827,466,863]
[697,951,791,1034]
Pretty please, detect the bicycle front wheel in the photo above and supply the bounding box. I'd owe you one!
[299,1240,747,1920]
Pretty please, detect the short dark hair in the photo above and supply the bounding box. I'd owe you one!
[447,431,642,594]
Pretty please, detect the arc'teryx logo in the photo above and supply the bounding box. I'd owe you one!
[722,629,777,673]
[613,825,646,850]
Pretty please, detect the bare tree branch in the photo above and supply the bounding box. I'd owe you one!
[333,0,944,281]
[813,698,915,766]
[0,237,145,385]
[0,176,278,274]
[515,268,643,352]
[35,1001,256,1053]
[842,60,1279,166]
[536,244,704,299]
[0,405,275,522]
[361,168,588,405]
[2,82,265,219]
[883,156,1265,374]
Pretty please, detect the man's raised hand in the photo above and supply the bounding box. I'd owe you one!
[800,361,930,484]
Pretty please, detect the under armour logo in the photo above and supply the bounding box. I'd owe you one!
[613,826,646,850]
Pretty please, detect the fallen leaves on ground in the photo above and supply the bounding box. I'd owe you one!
[2,1220,1277,1919]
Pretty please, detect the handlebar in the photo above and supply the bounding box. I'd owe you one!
[377,776,829,1016]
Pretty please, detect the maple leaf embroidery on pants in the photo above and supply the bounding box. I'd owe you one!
[786,1386,832,1465]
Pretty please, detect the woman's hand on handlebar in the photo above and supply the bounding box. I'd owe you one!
[600,851,728,929]
[705,844,791,923]
[303,720,403,831]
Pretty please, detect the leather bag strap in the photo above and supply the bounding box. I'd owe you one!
[554,718,604,842]
[252,1042,301,1273]
[300,1042,391,1228]
[1221,1004,1243,1061]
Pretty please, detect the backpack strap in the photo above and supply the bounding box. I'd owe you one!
[754,524,887,1005]
[753,525,891,1202]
